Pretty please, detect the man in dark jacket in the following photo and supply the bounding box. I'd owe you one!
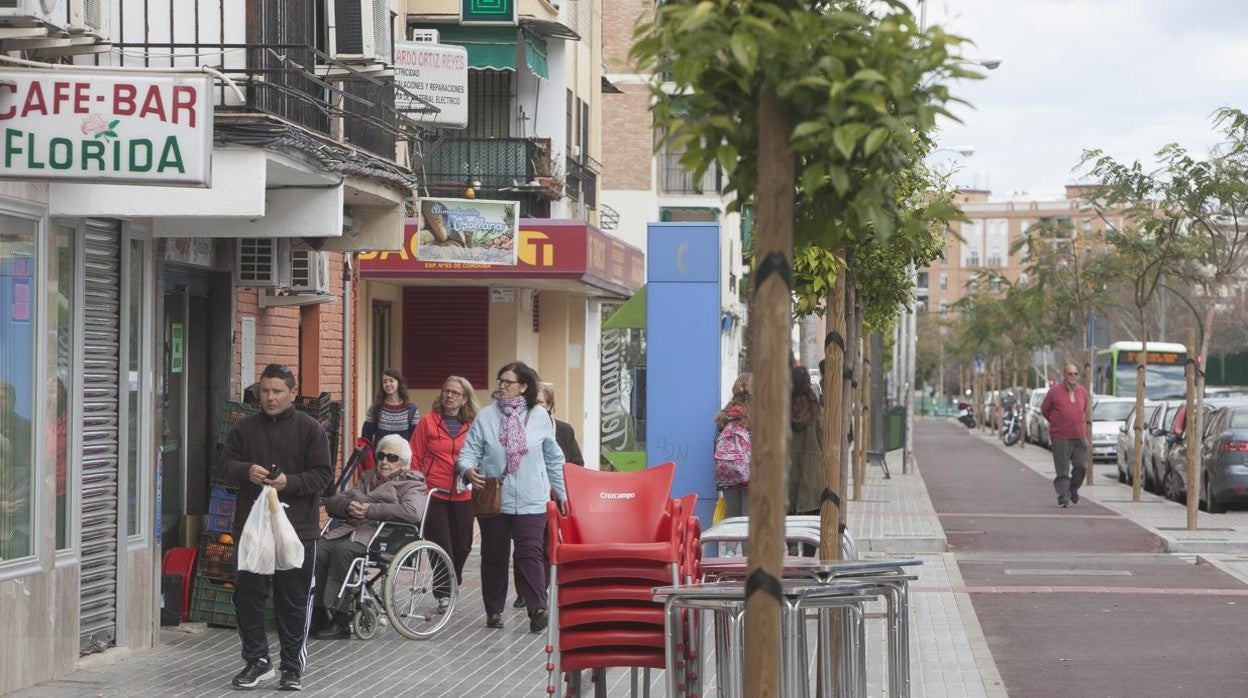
[221,364,332,691]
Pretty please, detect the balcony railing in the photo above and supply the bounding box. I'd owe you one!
[565,158,599,209]
[419,138,560,196]
[112,42,435,161]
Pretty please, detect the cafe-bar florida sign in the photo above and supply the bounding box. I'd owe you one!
[0,69,213,186]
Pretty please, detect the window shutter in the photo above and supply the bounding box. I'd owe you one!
[402,286,489,389]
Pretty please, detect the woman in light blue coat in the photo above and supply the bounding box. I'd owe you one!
[457,361,567,633]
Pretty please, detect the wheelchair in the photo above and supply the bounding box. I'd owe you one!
[320,487,458,641]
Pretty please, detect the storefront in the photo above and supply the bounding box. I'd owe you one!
[356,218,644,469]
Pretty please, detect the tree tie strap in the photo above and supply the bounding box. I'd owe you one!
[821,488,841,508]
[825,330,845,354]
[746,568,784,603]
[752,251,793,292]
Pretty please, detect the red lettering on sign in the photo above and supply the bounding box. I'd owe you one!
[0,82,15,120]
[52,81,71,114]
[22,82,47,117]
[74,82,89,114]
[138,85,165,121]
[172,85,197,127]
[113,84,136,116]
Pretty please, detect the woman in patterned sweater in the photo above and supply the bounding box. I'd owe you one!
[358,368,421,471]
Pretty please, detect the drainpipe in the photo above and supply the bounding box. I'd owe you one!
[342,255,352,464]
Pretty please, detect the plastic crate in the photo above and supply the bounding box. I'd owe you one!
[189,576,275,629]
[198,535,237,581]
[294,392,333,423]
[216,401,260,446]
[204,487,237,533]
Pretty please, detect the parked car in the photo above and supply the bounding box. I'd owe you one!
[1161,398,1244,503]
[1025,387,1049,445]
[1090,396,1136,463]
[1141,400,1183,492]
[1198,402,1248,513]
[1116,402,1159,484]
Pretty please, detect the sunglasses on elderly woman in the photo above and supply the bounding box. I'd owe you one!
[378,453,403,464]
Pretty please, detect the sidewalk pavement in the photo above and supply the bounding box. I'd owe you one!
[35,418,1248,696]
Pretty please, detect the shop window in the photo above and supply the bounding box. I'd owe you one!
[0,213,39,563]
[54,226,74,551]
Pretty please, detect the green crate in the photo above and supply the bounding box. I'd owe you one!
[189,576,276,629]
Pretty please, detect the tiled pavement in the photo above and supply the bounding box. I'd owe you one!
[18,429,1013,697]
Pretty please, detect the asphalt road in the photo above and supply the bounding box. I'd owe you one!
[918,419,1248,697]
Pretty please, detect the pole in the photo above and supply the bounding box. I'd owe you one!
[902,271,916,473]
[1084,348,1093,485]
[744,91,790,698]
[1186,328,1198,530]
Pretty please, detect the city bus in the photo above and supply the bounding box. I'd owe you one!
[1094,341,1188,399]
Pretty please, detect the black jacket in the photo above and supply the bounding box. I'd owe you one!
[221,407,333,541]
[555,419,584,466]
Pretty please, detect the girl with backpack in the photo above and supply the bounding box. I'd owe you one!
[713,373,753,518]
[358,368,421,472]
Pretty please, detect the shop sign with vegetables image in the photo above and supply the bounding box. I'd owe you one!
[417,197,519,265]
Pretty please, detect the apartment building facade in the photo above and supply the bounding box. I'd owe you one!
[0,0,416,691]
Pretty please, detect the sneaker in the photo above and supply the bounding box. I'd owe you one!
[436,597,450,615]
[278,670,302,691]
[1058,498,1069,509]
[1070,490,1080,504]
[512,595,526,609]
[486,613,504,629]
[231,658,275,689]
[528,608,548,633]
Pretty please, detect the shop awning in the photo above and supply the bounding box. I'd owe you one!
[430,26,548,79]
[603,285,646,329]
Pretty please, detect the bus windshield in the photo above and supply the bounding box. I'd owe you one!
[1115,363,1187,399]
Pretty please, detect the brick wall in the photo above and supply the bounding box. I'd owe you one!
[233,251,346,402]
[602,84,654,191]
[602,0,648,71]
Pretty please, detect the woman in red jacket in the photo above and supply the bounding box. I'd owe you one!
[410,375,479,609]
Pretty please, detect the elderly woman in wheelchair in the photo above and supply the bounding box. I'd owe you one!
[312,434,457,640]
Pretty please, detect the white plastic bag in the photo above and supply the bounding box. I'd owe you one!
[237,486,276,575]
[270,487,305,570]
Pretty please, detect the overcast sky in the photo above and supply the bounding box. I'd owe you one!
[920,0,1248,200]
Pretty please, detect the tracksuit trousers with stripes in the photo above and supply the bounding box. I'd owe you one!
[234,540,317,673]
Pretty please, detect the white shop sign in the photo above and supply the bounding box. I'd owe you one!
[0,69,213,186]
[393,42,469,129]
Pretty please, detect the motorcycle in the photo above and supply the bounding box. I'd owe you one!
[1000,401,1020,445]
[956,400,976,429]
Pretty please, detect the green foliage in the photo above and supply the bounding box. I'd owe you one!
[631,0,979,249]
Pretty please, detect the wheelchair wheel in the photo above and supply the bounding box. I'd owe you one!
[352,599,381,640]
[383,540,457,640]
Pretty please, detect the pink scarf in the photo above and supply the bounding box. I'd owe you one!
[495,393,530,475]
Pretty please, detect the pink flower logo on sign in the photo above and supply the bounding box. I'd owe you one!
[80,114,119,140]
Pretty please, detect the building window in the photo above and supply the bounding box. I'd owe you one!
[54,226,74,551]
[660,144,720,195]
[968,278,979,293]
[939,273,947,291]
[968,250,980,267]
[939,301,948,315]
[990,277,1001,293]
[987,251,1002,267]
[466,70,513,138]
[0,212,40,562]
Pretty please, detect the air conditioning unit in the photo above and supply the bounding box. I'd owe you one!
[67,0,108,38]
[235,238,292,288]
[331,0,392,64]
[0,0,68,32]
[569,144,582,161]
[288,250,330,294]
[410,28,439,43]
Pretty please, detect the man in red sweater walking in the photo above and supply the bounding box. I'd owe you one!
[1040,363,1089,508]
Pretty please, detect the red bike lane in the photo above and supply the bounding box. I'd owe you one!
[917,419,1248,697]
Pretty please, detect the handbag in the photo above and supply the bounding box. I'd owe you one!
[472,475,504,518]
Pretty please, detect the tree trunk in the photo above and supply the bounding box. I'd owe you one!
[743,91,792,698]
[854,332,868,501]
[820,273,846,561]
[1131,326,1149,501]
[840,280,858,522]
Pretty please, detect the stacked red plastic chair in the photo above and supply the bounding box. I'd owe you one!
[543,461,702,697]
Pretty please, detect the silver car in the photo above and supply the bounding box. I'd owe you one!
[1117,401,1159,484]
[1026,387,1049,446]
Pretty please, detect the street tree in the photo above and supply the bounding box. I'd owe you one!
[631,2,972,691]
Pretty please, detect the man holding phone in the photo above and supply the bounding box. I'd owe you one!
[220,364,332,691]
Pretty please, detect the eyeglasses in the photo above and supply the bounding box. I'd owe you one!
[378,453,403,464]
[497,378,520,387]
[442,388,465,398]
[1066,371,1079,376]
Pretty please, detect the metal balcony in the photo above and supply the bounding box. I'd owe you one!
[418,138,562,198]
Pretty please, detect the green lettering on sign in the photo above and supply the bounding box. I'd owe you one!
[171,323,183,374]
[461,0,515,25]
